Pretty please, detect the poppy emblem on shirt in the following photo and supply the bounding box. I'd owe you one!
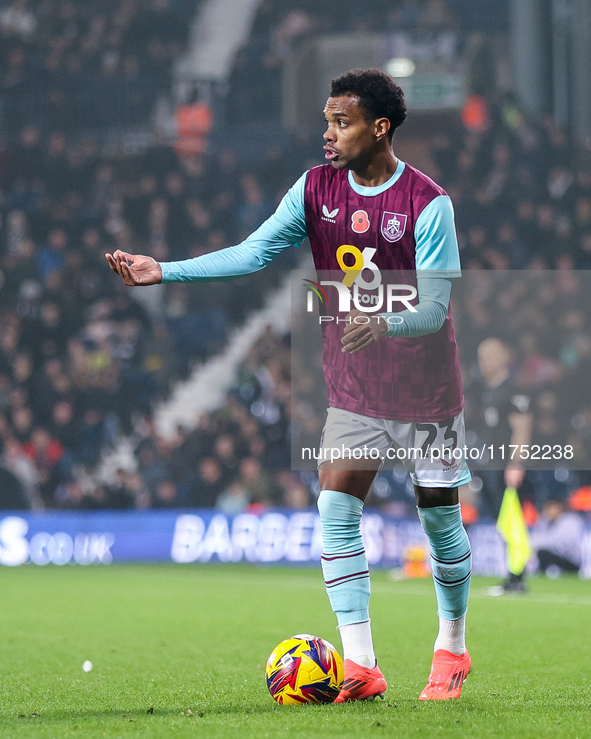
[381,211,407,242]
[351,209,370,233]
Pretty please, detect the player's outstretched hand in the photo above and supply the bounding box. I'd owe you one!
[105,250,163,286]
[341,309,388,353]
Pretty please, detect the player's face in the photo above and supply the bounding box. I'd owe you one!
[323,96,380,170]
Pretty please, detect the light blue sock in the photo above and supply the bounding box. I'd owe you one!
[417,504,471,620]
[317,489,370,627]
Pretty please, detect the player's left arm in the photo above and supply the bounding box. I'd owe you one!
[341,195,460,353]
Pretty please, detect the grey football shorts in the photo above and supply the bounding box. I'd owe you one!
[318,407,472,488]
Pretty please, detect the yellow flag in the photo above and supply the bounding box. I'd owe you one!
[496,487,532,576]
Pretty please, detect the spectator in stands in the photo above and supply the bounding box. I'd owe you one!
[531,500,584,576]
[152,480,181,508]
[22,426,65,504]
[174,89,213,159]
[192,456,224,508]
[1,436,42,509]
[107,468,150,509]
[238,456,281,506]
[216,479,249,515]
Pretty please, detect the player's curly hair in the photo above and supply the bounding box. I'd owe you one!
[330,68,407,140]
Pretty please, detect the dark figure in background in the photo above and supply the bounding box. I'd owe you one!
[466,337,532,592]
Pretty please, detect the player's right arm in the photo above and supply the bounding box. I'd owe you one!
[504,395,533,488]
[106,174,308,286]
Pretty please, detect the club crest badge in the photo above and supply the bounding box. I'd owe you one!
[381,211,407,243]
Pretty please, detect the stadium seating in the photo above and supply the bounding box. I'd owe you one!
[1,0,590,515]
[0,0,199,132]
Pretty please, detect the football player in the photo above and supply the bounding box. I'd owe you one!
[107,68,472,702]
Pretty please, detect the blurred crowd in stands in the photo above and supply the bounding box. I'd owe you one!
[0,0,300,511]
[0,119,301,511]
[227,0,506,124]
[0,0,197,131]
[52,327,298,512]
[434,99,591,271]
[0,0,589,547]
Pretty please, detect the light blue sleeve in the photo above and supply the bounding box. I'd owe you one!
[380,277,451,337]
[160,172,308,282]
[414,195,461,277]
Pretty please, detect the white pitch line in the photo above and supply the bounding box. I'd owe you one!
[193,572,591,606]
[374,585,591,606]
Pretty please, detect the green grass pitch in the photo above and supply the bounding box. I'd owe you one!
[0,564,590,738]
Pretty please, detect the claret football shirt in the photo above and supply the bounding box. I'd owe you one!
[160,159,464,422]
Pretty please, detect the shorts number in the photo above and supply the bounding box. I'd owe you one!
[416,423,437,455]
[416,420,458,456]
